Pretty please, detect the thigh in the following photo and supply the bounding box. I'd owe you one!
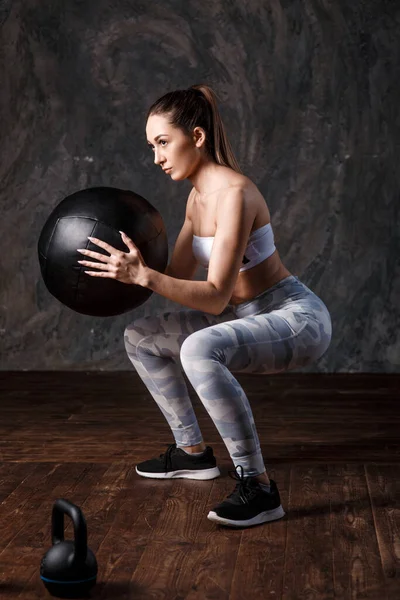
[180,302,332,374]
[124,305,236,357]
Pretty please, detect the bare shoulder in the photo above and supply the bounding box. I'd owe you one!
[206,172,259,199]
[187,171,263,219]
[216,175,269,232]
[217,174,262,209]
[211,170,260,198]
[227,175,259,198]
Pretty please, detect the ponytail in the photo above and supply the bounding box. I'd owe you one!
[146,84,242,174]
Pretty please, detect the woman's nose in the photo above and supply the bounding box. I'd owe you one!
[153,150,164,165]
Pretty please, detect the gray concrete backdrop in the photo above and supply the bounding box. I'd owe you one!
[0,0,399,372]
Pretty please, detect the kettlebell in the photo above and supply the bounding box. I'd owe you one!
[40,499,98,598]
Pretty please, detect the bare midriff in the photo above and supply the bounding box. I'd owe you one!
[190,175,292,306]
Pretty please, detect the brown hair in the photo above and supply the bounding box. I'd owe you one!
[146,84,242,174]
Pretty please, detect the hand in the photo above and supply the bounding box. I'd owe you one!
[77,231,148,285]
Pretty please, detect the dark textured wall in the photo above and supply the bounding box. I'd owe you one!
[0,0,398,372]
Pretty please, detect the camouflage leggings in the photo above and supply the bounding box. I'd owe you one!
[124,275,332,477]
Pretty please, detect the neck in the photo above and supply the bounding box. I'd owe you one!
[188,160,222,196]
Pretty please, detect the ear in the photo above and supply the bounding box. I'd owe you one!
[193,126,206,148]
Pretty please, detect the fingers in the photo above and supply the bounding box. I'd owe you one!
[83,270,114,277]
[78,259,109,270]
[77,248,109,262]
[88,236,110,250]
[120,231,136,249]
[87,236,122,254]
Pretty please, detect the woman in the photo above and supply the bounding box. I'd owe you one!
[79,85,332,528]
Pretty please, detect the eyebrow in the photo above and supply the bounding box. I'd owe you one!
[147,134,168,145]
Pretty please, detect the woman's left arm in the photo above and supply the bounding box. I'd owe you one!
[79,185,253,317]
[142,187,254,316]
[78,233,225,315]
[142,268,224,315]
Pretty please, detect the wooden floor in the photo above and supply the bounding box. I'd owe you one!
[0,372,399,600]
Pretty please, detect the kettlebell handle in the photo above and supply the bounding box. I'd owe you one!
[52,498,88,565]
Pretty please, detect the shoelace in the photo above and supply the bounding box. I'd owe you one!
[161,443,180,471]
[226,465,260,504]
[159,448,265,504]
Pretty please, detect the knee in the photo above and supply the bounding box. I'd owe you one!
[180,333,225,364]
[180,332,203,359]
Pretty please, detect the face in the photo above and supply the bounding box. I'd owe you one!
[146,113,207,181]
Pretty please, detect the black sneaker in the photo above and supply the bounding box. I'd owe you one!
[135,443,221,480]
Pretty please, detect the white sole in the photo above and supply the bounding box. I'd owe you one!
[135,465,221,480]
[207,504,286,527]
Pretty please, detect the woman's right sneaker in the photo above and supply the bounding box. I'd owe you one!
[135,443,221,480]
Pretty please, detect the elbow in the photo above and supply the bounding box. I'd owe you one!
[214,291,229,316]
[207,281,229,315]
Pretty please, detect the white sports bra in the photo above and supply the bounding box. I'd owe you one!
[192,222,276,272]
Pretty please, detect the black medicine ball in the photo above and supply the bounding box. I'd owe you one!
[37,187,168,317]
